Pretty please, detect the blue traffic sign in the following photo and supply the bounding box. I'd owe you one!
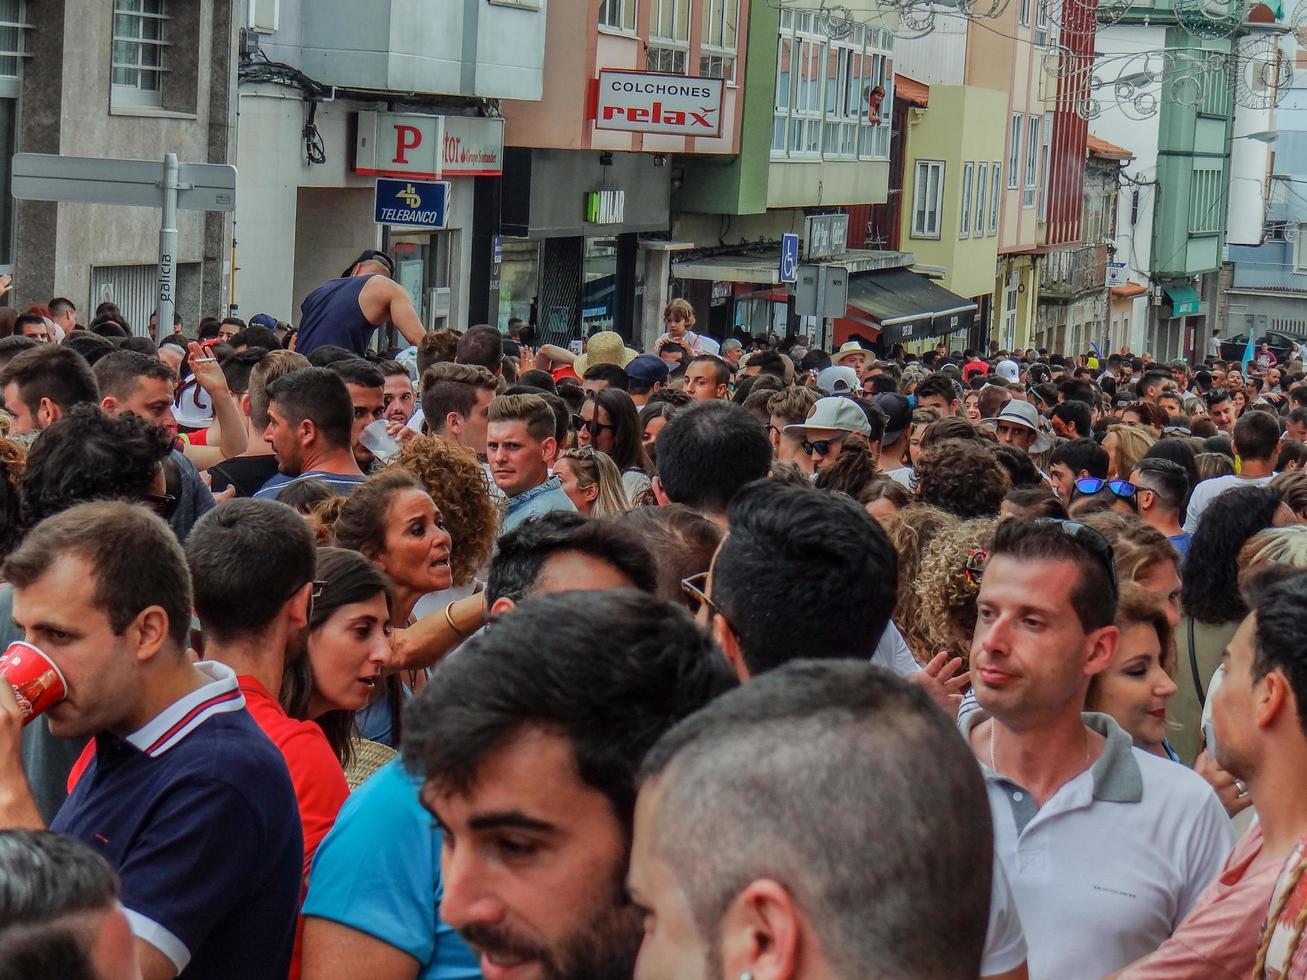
[779,232,800,284]
[374,178,450,229]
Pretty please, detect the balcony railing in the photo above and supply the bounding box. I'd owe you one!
[1040,243,1108,300]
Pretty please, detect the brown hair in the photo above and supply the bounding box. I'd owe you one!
[392,437,499,586]
[663,297,696,328]
[766,386,819,428]
[417,329,461,377]
[1086,583,1175,710]
[914,518,998,664]
[3,501,192,651]
[1079,511,1178,585]
[487,393,557,443]
[331,468,428,560]
[614,504,723,608]
[249,349,310,430]
[877,503,959,662]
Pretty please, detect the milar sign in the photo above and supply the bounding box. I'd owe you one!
[356,111,504,179]
[594,70,725,138]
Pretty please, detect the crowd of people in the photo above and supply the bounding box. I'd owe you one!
[0,260,1306,980]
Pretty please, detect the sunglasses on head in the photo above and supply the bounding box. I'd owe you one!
[1074,478,1136,499]
[800,433,848,456]
[1027,518,1119,596]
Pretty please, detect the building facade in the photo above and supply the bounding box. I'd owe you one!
[9,0,236,331]
[1035,134,1130,353]
[498,0,748,348]
[232,0,543,334]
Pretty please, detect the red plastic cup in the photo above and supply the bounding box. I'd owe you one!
[0,641,67,724]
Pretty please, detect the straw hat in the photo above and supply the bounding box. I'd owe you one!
[573,331,638,375]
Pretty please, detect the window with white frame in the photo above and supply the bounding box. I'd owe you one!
[1003,282,1018,348]
[112,0,167,107]
[773,10,893,161]
[1294,225,1307,273]
[599,0,636,33]
[912,160,944,239]
[700,0,737,79]
[1024,114,1040,207]
[975,162,988,238]
[1019,0,1033,26]
[989,162,1001,234]
[648,0,689,74]
[960,162,974,238]
[1034,0,1049,45]
[1008,114,1022,189]
[1038,113,1053,216]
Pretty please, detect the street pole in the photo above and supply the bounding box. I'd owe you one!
[157,153,179,342]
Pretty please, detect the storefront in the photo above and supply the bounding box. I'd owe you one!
[233,96,502,332]
[498,148,669,346]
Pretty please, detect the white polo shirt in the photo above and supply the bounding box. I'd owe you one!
[961,711,1234,979]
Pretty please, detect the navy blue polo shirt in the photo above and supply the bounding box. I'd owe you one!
[50,662,303,979]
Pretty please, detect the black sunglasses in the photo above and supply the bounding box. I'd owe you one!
[572,414,614,436]
[1028,518,1119,597]
[142,493,177,520]
[801,433,848,456]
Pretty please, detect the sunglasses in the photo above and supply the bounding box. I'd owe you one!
[142,492,177,520]
[1027,518,1119,596]
[680,572,731,630]
[1074,478,1136,499]
[571,414,614,436]
[801,433,848,456]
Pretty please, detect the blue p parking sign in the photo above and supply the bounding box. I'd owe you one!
[374,178,450,229]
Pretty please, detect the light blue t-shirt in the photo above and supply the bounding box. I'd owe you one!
[501,475,576,534]
[302,760,479,979]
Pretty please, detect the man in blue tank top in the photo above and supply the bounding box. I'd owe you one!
[296,250,427,358]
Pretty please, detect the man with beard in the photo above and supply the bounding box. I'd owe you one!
[401,590,735,980]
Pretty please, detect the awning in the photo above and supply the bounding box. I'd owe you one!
[845,266,977,344]
[1165,284,1200,316]
[895,74,929,107]
[1111,282,1147,299]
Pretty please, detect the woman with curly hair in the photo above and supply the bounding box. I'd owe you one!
[915,438,1010,519]
[877,503,959,663]
[389,435,498,599]
[913,518,997,665]
[330,468,454,748]
[1171,485,1292,764]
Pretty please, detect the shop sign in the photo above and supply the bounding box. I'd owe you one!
[803,214,849,261]
[594,70,725,137]
[1106,262,1127,287]
[356,112,504,179]
[374,178,450,229]
[585,190,625,225]
[442,116,504,176]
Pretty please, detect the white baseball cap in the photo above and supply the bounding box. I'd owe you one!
[995,359,1021,383]
[784,397,872,438]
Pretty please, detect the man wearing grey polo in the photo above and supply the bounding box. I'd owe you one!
[963,517,1233,978]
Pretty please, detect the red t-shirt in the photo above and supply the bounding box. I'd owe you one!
[236,676,349,872]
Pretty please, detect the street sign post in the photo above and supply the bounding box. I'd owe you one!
[794,264,848,350]
[779,232,799,284]
[373,177,451,229]
[11,152,237,340]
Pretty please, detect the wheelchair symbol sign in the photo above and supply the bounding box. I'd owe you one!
[779,233,799,284]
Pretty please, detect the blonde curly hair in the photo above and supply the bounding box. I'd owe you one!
[877,503,959,664]
[913,518,998,664]
[389,436,500,587]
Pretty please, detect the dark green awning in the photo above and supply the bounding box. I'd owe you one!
[846,267,977,342]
